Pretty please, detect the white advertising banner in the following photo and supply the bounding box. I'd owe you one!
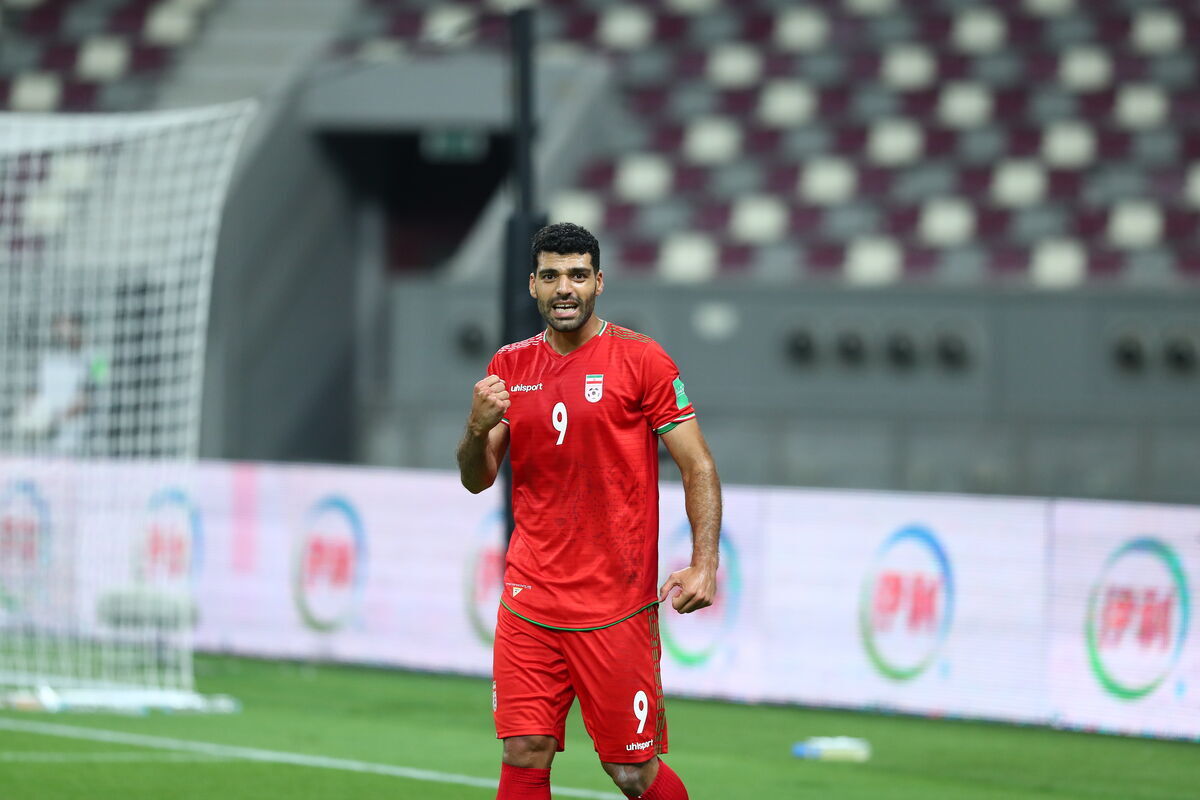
[656,484,768,702]
[7,456,1200,741]
[1048,501,1200,739]
[192,464,500,677]
[760,491,1049,723]
[0,458,220,637]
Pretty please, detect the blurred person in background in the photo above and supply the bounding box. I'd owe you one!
[12,313,99,455]
[457,223,722,800]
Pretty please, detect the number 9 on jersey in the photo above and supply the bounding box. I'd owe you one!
[552,402,567,446]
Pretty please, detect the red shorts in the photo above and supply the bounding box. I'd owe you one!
[492,603,668,763]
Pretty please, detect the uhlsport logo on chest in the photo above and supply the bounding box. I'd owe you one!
[585,374,604,403]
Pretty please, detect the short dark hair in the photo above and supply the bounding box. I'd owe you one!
[531,222,600,274]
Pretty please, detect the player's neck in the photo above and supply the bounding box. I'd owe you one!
[544,316,603,356]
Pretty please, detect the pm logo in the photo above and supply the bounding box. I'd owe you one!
[464,508,506,646]
[859,525,955,682]
[292,496,367,632]
[660,520,741,668]
[1085,538,1190,701]
[0,480,52,615]
[136,488,203,587]
[585,374,603,403]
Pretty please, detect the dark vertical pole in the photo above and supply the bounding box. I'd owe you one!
[511,6,535,223]
[502,7,546,547]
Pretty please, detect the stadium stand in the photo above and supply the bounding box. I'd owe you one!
[0,0,220,112]
[336,0,1200,286]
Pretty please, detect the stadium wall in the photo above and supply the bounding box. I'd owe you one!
[4,459,1196,740]
[367,279,1200,505]
[200,83,359,464]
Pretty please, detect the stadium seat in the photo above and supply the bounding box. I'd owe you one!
[1,0,219,112]
[336,0,1200,284]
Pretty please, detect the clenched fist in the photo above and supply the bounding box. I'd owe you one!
[468,375,510,436]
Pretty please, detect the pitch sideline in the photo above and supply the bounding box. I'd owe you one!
[0,717,622,799]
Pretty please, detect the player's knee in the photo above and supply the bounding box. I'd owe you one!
[602,759,655,797]
[502,735,557,768]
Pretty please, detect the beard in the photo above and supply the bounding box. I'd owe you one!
[538,293,596,332]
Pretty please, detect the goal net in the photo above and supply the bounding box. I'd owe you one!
[0,102,256,712]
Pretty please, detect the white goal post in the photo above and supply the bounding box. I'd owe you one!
[0,101,256,712]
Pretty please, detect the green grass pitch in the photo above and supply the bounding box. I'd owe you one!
[0,655,1195,799]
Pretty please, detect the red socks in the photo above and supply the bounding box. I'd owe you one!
[638,760,689,800]
[496,759,687,800]
[496,763,551,800]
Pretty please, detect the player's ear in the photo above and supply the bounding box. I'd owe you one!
[595,270,604,296]
[528,273,536,298]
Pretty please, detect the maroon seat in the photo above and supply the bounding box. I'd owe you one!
[857,166,892,197]
[884,206,920,238]
[558,11,597,42]
[719,243,755,273]
[764,164,800,194]
[109,0,158,35]
[802,242,846,275]
[340,0,1200,284]
[900,89,940,119]
[20,2,68,36]
[976,208,1011,241]
[603,202,637,234]
[936,53,970,83]
[129,44,169,74]
[718,88,758,117]
[619,239,659,272]
[1162,209,1199,240]
[1177,249,1200,280]
[692,201,731,231]
[1046,170,1084,201]
[903,246,939,277]
[740,12,774,44]
[790,205,824,235]
[1095,129,1132,160]
[578,160,616,192]
[743,126,781,156]
[628,87,670,117]
[650,123,685,153]
[386,12,423,38]
[1008,127,1044,158]
[1073,210,1109,239]
[988,246,1030,278]
[923,127,957,157]
[1087,248,1127,280]
[59,80,99,111]
[653,14,689,42]
[40,42,80,73]
[991,88,1031,121]
[673,165,710,194]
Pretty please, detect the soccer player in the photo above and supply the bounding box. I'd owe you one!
[457,223,721,800]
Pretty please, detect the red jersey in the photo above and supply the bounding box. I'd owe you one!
[486,321,697,630]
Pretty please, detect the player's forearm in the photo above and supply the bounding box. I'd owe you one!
[457,427,497,493]
[681,461,721,570]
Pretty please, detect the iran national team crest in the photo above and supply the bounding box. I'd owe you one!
[585,374,604,403]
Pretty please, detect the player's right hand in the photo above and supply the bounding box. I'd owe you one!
[468,375,510,435]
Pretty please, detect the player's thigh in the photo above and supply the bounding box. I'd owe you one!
[493,606,575,750]
[563,606,667,762]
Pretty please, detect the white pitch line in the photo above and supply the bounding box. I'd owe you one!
[0,751,230,763]
[0,718,623,799]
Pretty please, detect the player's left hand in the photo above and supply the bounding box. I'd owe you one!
[658,565,717,614]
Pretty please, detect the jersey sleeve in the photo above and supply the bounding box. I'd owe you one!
[639,342,697,435]
[486,353,511,427]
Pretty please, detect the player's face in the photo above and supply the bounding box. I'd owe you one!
[530,252,604,333]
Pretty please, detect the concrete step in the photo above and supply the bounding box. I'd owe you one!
[155,0,355,108]
[217,5,347,29]
[185,37,326,67]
